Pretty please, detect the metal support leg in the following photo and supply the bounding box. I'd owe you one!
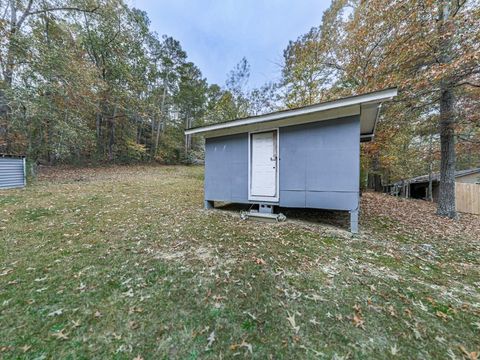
[204,200,214,210]
[350,209,359,234]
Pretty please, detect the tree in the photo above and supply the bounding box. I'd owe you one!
[0,0,98,154]
[225,57,251,118]
[280,0,480,218]
[0,0,217,164]
[175,62,207,152]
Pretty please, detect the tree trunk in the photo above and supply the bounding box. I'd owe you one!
[108,105,117,162]
[436,0,457,218]
[96,112,103,156]
[154,81,167,156]
[427,132,434,201]
[0,1,18,154]
[437,87,456,217]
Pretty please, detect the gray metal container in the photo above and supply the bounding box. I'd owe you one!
[0,156,26,189]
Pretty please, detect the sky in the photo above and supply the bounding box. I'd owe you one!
[131,0,331,89]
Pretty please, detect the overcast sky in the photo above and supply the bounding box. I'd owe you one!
[131,0,330,89]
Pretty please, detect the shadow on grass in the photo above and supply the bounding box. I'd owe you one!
[214,202,350,231]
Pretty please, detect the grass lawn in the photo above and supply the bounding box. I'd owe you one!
[1,165,479,359]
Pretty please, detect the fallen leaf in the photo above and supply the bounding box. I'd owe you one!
[391,344,399,356]
[47,309,63,317]
[0,268,14,277]
[230,340,253,354]
[436,310,448,321]
[205,331,215,350]
[51,329,69,340]
[287,312,300,334]
[253,257,266,265]
[123,288,134,297]
[71,320,81,328]
[459,345,478,360]
[352,313,365,329]
[76,283,86,291]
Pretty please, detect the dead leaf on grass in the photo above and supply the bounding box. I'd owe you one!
[352,313,365,329]
[123,288,134,297]
[47,309,63,317]
[230,340,253,354]
[71,320,81,328]
[205,331,215,350]
[51,329,69,340]
[390,344,399,356]
[253,257,266,265]
[129,320,139,330]
[287,311,300,334]
[0,268,14,277]
[436,310,449,321]
[459,345,478,360]
[387,305,397,317]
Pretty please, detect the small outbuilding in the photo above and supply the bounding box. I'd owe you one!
[0,154,26,189]
[387,167,480,201]
[185,88,398,232]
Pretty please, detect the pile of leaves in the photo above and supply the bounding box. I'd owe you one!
[361,191,480,242]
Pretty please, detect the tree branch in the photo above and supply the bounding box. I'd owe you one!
[16,0,34,29]
[19,5,99,28]
[456,81,480,88]
[451,0,467,17]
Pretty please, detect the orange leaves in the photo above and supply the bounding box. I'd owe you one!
[253,256,266,265]
[352,304,365,329]
[352,313,365,329]
[459,346,479,360]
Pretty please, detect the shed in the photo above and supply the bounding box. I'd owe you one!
[388,167,480,201]
[0,155,26,189]
[185,88,398,232]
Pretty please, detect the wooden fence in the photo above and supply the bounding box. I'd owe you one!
[456,182,480,215]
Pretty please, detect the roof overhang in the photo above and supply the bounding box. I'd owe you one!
[185,87,398,141]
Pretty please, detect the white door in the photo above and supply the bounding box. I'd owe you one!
[250,131,278,199]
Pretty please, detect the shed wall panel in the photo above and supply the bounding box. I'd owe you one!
[204,134,248,202]
[279,116,360,210]
[0,157,25,189]
[279,190,306,207]
[305,191,358,210]
[204,116,360,211]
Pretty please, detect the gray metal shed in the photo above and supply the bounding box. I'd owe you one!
[185,88,398,233]
[0,155,26,189]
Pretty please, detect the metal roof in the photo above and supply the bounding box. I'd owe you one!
[185,88,398,140]
[393,167,480,185]
[0,154,26,158]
